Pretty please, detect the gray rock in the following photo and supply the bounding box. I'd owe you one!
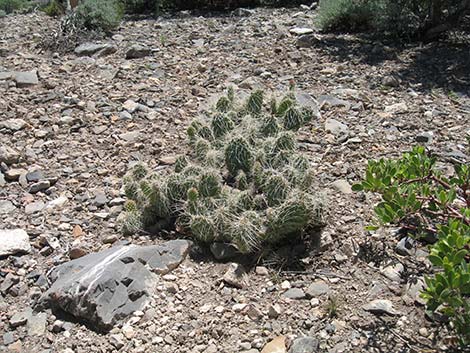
[110,333,125,349]
[0,146,20,165]
[0,172,4,186]
[41,240,191,331]
[289,337,319,353]
[25,201,45,215]
[210,243,240,261]
[330,180,352,194]
[93,191,108,207]
[26,170,44,182]
[0,118,27,131]
[10,309,32,327]
[283,288,306,300]
[305,281,330,298]
[363,299,400,316]
[125,44,151,59]
[222,263,246,289]
[0,200,15,214]
[325,119,349,139]
[27,313,47,336]
[3,332,14,345]
[319,95,351,110]
[381,263,403,282]
[416,131,433,144]
[296,34,318,48]
[294,91,321,119]
[29,180,50,194]
[395,237,415,256]
[14,71,39,87]
[0,229,31,257]
[119,131,141,142]
[74,42,117,57]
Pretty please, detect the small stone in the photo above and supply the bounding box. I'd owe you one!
[109,198,125,206]
[119,131,141,142]
[330,180,352,194]
[5,168,25,181]
[93,191,108,207]
[0,146,20,165]
[3,332,14,345]
[280,281,291,290]
[261,336,286,353]
[255,266,269,276]
[14,71,39,87]
[10,310,31,327]
[110,333,125,349]
[232,303,248,312]
[283,288,306,300]
[222,263,246,289]
[415,132,433,144]
[26,170,44,182]
[122,325,135,339]
[385,102,408,114]
[1,118,27,131]
[418,327,428,337]
[0,229,31,256]
[288,337,319,353]
[268,304,282,319]
[382,75,400,87]
[29,180,50,194]
[52,320,64,333]
[0,200,15,214]
[289,27,314,35]
[126,44,151,59]
[27,313,47,336]
[245,304,263,321]
[381,263,404,282]
[305,281,330,298]
[296,34,317,48]
[325,119,349,136]
[123,100,139,113]
[68,247,88,260]
[363,299,400,316]
[395,237,415,256]
[25,201,45,215]
[159,156,177,165]
[75,42,117,57]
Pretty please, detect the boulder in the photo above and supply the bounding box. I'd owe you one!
[41,240,191,331]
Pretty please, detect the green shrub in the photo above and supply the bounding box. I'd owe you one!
[0,0,30,13]
[119,89,326,256]
[42,0,65,17]
[75,0,123,32]
[353,146,470,346]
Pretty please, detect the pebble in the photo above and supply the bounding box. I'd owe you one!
[282,288,306,300]
[363,299,400,316]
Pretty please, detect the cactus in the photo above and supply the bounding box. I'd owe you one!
[175,155,189,173]
[225,136,254,176]
[246,90,264,116]
[260,115,280,137]
[283,106,304,131]
[120,88,326,256]
[198,170,222,198]
[212,113,234,138]
[263,173,289,206]
[190,215,217,242]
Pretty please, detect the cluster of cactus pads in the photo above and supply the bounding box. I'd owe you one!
[120,89,326,254]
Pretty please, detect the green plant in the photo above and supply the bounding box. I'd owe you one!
[119,88,326,257]
[75,0,123,32]
[0,0,30,13]
[42,0,65,17]
[353,146,470,346]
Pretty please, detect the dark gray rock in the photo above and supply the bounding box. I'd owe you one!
[415,132,433,144]
[395,236,415,256]
[41,240,191,331]
[296,34,318,48]
[29,180,50,194]
[26,170,44,183]
[74,43,117,57]
[210,243,240,261]
[289,337,319,353]
[125,44,151,59]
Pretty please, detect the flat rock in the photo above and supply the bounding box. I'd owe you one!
[0,200,15,214]
[1,118,27,131]
[363,299,400,316]
[13,71,38,87]
[0,146,20,165]
[288,337,319,353]
[126,44,151,59]
[261,336,287,353]
[330,180,352,194]
[325,119,349,137]
[283,288,306,300]
[25,201,45,215]
[305,281,330,298]
[27,313,47,336]
[0,229,31,257]
[290,27,314,35]
[75,42,117,57]
[319,95,351,110]
[41,240,191,331]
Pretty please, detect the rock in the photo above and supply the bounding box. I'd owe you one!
[41,240,191,331]
[290,27,314,35]
[210,243,240,261]
[74,43,117,57]
[27,313,47,336]
[10,309,32,327]
[0,229,31,256]
[382,75,400,87]
[25,201,45,215]
[294,92,321,118]
[122,99,140,113]
[296,34,317,48]
[283,288,306,300]
[261,336,287,353]
[52,320,64,333]
[288,337,319,353]
[14,71,39,87]
[0,200,15,214]
[384,102,408,114]
[415,132,433,144]
[26,170,44,182]
[222,263,246,289]
[29,180,50,194]
[0,172,5,186]
[255,266,269,276]
[268,304,282,319]
[395,236,415,256]
[319,95,351,110]
[0,146,20,165]
[363,299,400,316]
[68,247,88,259]
[93,191,108,207]
[232,8,255,16]
[5,168,25,181]
[110,333,125,349]
[3,332,14,345]
[381,263,403,282]
[119,131,141,142]
[1,273,19,294]
[126,44,151,59]
[159,156,177,165]
[305,281,330,298]
[1,118,27,131]
[325,119,348,135]
[330,180,352,194]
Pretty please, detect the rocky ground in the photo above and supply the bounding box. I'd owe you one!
[1,5,470,353]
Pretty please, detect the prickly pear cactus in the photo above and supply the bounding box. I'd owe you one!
[119,88,326,256]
